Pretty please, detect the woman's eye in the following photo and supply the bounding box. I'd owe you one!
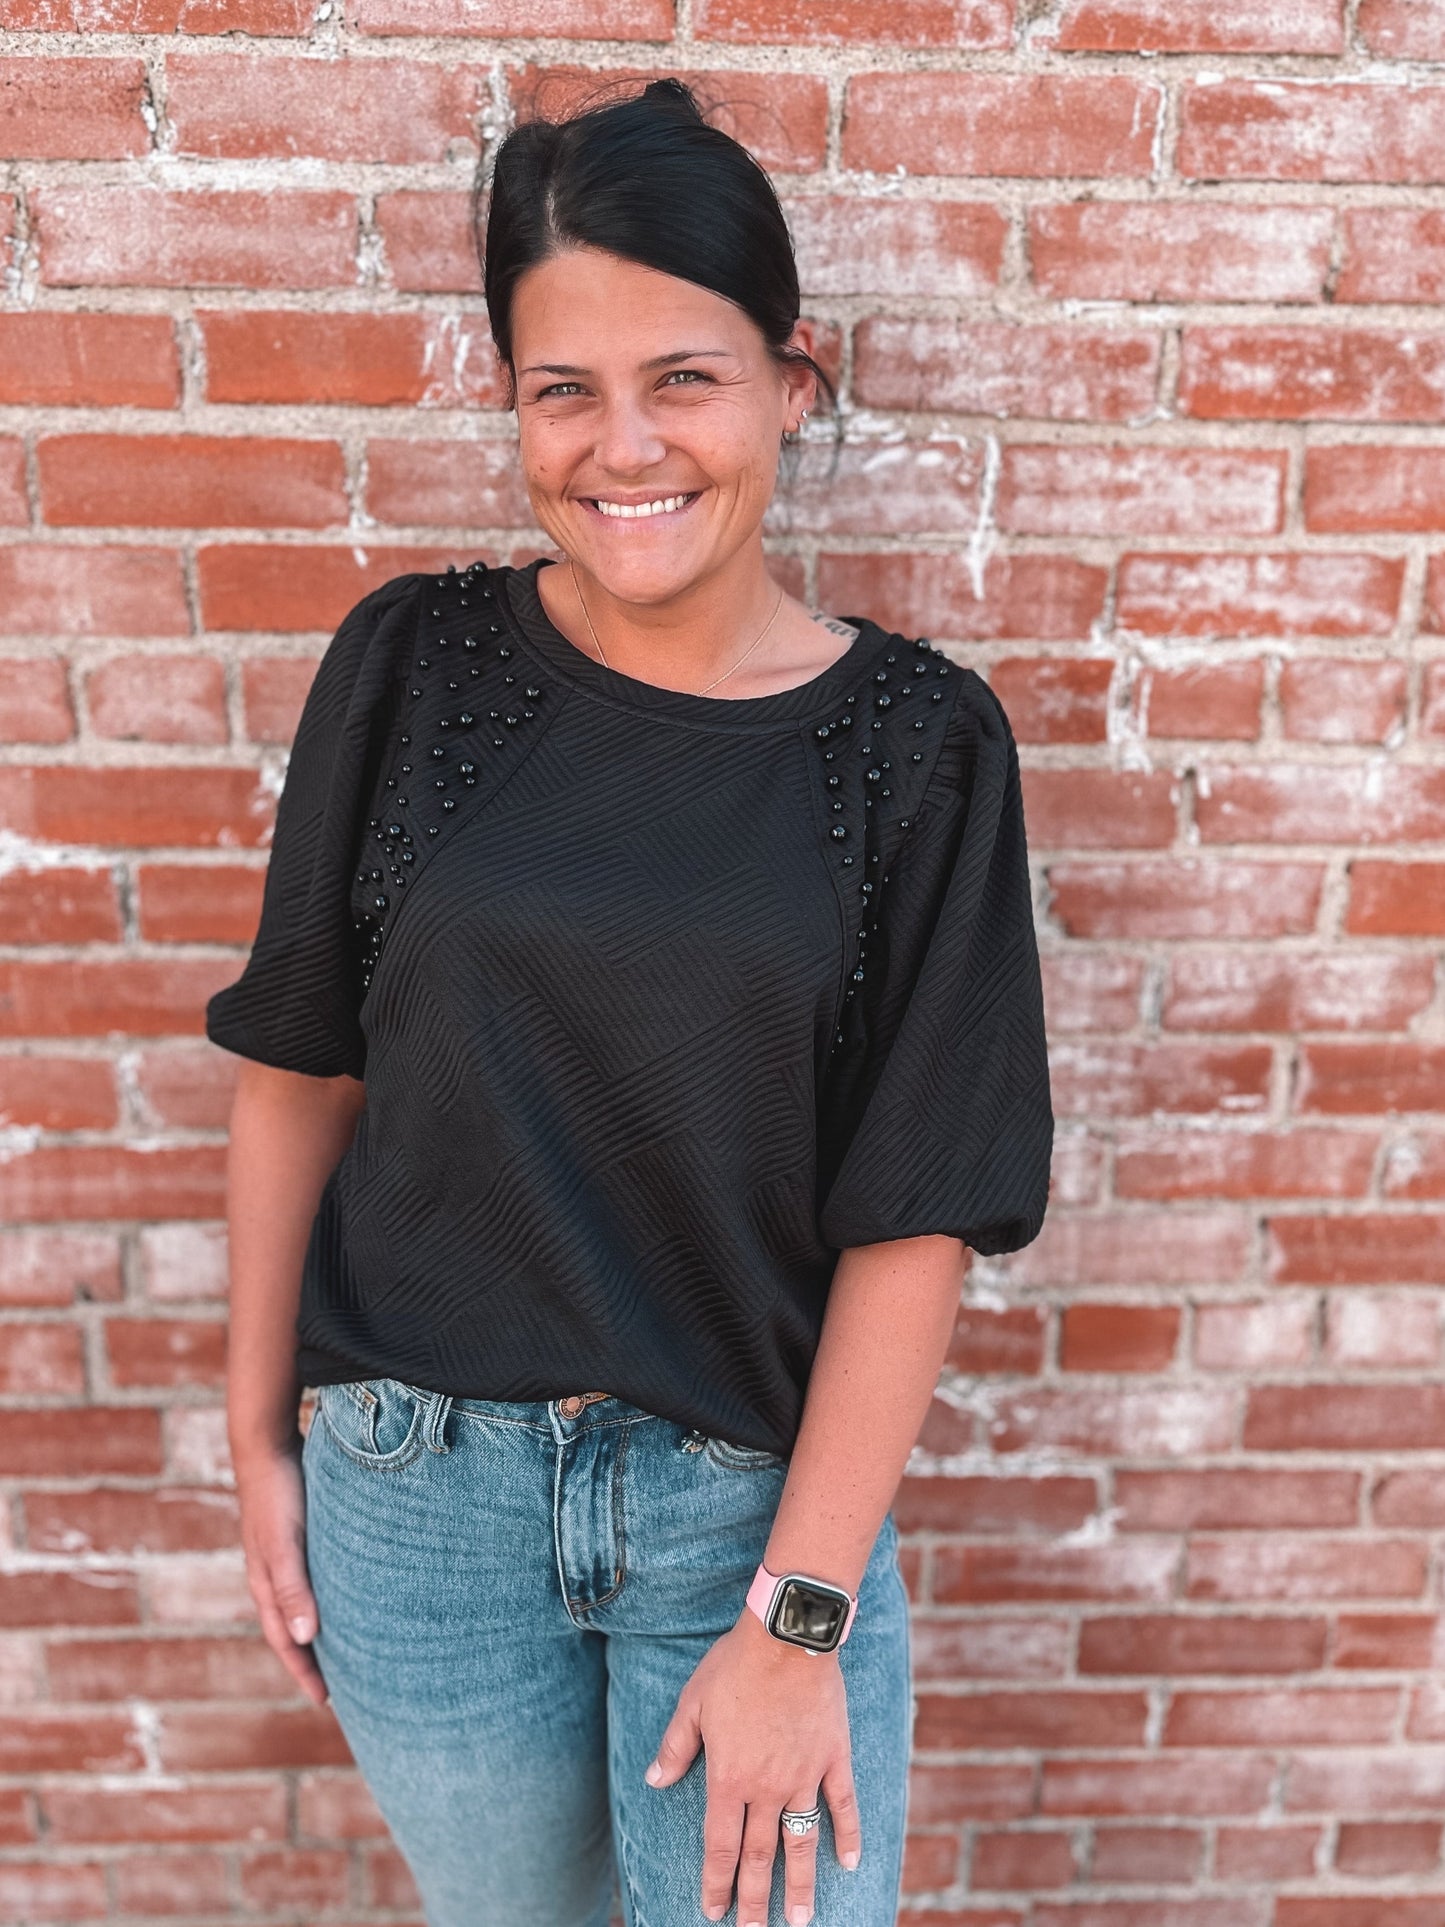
[537,381,584,399]
[664,369,710,386]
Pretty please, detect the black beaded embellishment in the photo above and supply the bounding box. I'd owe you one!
[349,560,552,999]
[806,636,957,1058]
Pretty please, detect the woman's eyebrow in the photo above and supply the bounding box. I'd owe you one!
[518,349,736,376]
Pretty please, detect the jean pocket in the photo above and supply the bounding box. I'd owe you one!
[703,1434,789,1472]
[316,1377,426,1471]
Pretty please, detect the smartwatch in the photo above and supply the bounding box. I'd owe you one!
[746,1560,858,1656]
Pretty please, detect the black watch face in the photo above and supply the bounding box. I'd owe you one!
[770,1578,848,1650]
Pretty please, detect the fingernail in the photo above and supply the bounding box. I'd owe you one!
[289,1616,311,1642]
[842,1848,860,1870]
[789,1907,811,1924]
[645,1760,663,1786]
[702,1909,725,1922]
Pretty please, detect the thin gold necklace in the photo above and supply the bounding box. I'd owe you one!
[568,559,785,697]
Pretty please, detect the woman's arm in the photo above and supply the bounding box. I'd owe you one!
[225,1058,365,1702]
[646,1233,968,1927]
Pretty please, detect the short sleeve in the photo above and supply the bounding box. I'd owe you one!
[817,671,1053,1256]
[204,573,423,1079]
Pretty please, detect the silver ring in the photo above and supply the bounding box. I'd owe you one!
[780,1803,822,1838]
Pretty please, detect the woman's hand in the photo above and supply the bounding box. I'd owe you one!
[234,1438,329,1707]
[645,1609,861,1926]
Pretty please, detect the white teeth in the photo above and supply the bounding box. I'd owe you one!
[593,494,692,518]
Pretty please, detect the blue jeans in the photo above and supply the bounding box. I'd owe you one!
[301,1378,914,1926]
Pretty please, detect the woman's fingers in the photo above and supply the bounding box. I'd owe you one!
[237,1450,330,1706]
[822,1751,863,1871]
[699,1781,745,1922]
[779,1786,824,1926]
[732,1800,786,1927]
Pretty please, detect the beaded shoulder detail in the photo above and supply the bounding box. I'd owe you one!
[804,634,961,1060]
[348,559,560,1001]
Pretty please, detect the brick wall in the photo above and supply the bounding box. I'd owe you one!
[2,2,1444,1922]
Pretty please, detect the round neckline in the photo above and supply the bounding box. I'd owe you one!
[497,556,898,726]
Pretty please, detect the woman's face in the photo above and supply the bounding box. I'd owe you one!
[507,245,816,605]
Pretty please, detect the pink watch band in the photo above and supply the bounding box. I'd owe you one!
[746,1560,858,1648]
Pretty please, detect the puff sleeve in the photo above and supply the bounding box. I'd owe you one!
[817,670,1053,1256]
[203,573,422,1080]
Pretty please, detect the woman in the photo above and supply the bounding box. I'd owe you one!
[209,78,1052,1927]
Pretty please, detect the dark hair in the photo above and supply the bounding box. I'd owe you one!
[471,77,839,459]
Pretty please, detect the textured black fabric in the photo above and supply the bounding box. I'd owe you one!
[206,556,1053,1455]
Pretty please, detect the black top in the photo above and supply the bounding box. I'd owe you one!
[205,557,1053,1456]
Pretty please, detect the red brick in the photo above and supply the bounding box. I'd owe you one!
[355,0,672,32]
[989,1386,1236,1458]
[168,55,484,163]
[1247,1384,1445,1452]
[1048,861,1322,940]
[1052,0,1343,50]
[1116,551,1403,638]
[7,0,311,24]
[0,1229,121,1308]
[1117,1469,1359,1532]
[990,658,1112,745]
[365,439,536,530]
[0,662,72,743]
[239,1848,351,1913]
[1308,445,1445,532]
[1008,1210,1251,1289]
[817,553,1108,643]
[1091,1826,1203,1883]
[0,1055,117,1129]
[200,310,506,409]
[946,1304,1047,1375]
[155,1704,354,1772]
[902,1836,962,1895]
[1053,1042,1273,1119]
[935,1543,1179,1606]
[1280,659,1408,744]
[0,1406,160,1480]
[0,1145,224,1226]
[1035,1901,1265,1927]
[1298,1042,1445,1119]
[1164,952,1433,1032]
[1180,79,1445,184]
[112,1850,231,1917]
[1195,766,1445,842]
[915,1690,1148,1752]
[997,447,1285,537]
[1214,1825,1322,1879]
[1194,1298,1317,1371]
[1334,1613,1445,1668]
[0,544,188,637]
[1426,558,1445,632]
[1041,1756,1273,1817]
[1359,0,1445,58]
[47,1635,287,1705]
[0,767,274,847]
[1409,1684,1445,1742]
[1117,1128,1375,1201]
[0,868,120,946]
[854,320,1159,420]
[911,1616,1071,1682]
[33,187,358,290]
[0,314,178,409]
[1277,1904,1445,1927]
[1271,1212,1445,1285]
[26,1487,238,1557]
[105,1317,226,1389]
[198,543,462,632]
[0,1566,139,1627]
[842,73,1162,179]
[1165,1687,1397,1747]
[374,190,480,293]
[1023,771,1179,847]
[0,437,25,523]
[1137,662,1264,741]
[0,1323,84,1395]
[1374,1472,1445,1528]
[1078,1614,1327,1677]
[0,956,241,1036]
[898,1475,1096,1537]
[1340,210,1445,303]
[0,1862,108,1920]
[1426,665,1445,735]
[972,1828,1078,1890]
[1382,1137,1445,1201]
[791,200,1004,297]
[1040,951,1144,1032]
[1336,1820,1443,1874]
[1390,832,1445,945]
[1286,1752,1445,1814]
[1325,1292,1439,1368]
[1029,202,1334,302]
[41,1780,287,1845]
[1189,1536,1426,1602]
[134,1047,235,1134]
[136,864,264,945]
[907,1763,1036,1826]
[1062,1304,1180,1372]
[0,1713,142,1775]
[86,655,228,745]
[0,57,148,160]
[511,68,828,176]
[39,434,346,530]
[697,0,1008,43]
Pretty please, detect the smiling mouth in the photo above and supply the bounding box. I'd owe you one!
[582,491,701,521]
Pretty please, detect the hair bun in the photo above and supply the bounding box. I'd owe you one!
[640,77,704,119]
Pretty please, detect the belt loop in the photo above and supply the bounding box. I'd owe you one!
[423,1389,453,1453]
